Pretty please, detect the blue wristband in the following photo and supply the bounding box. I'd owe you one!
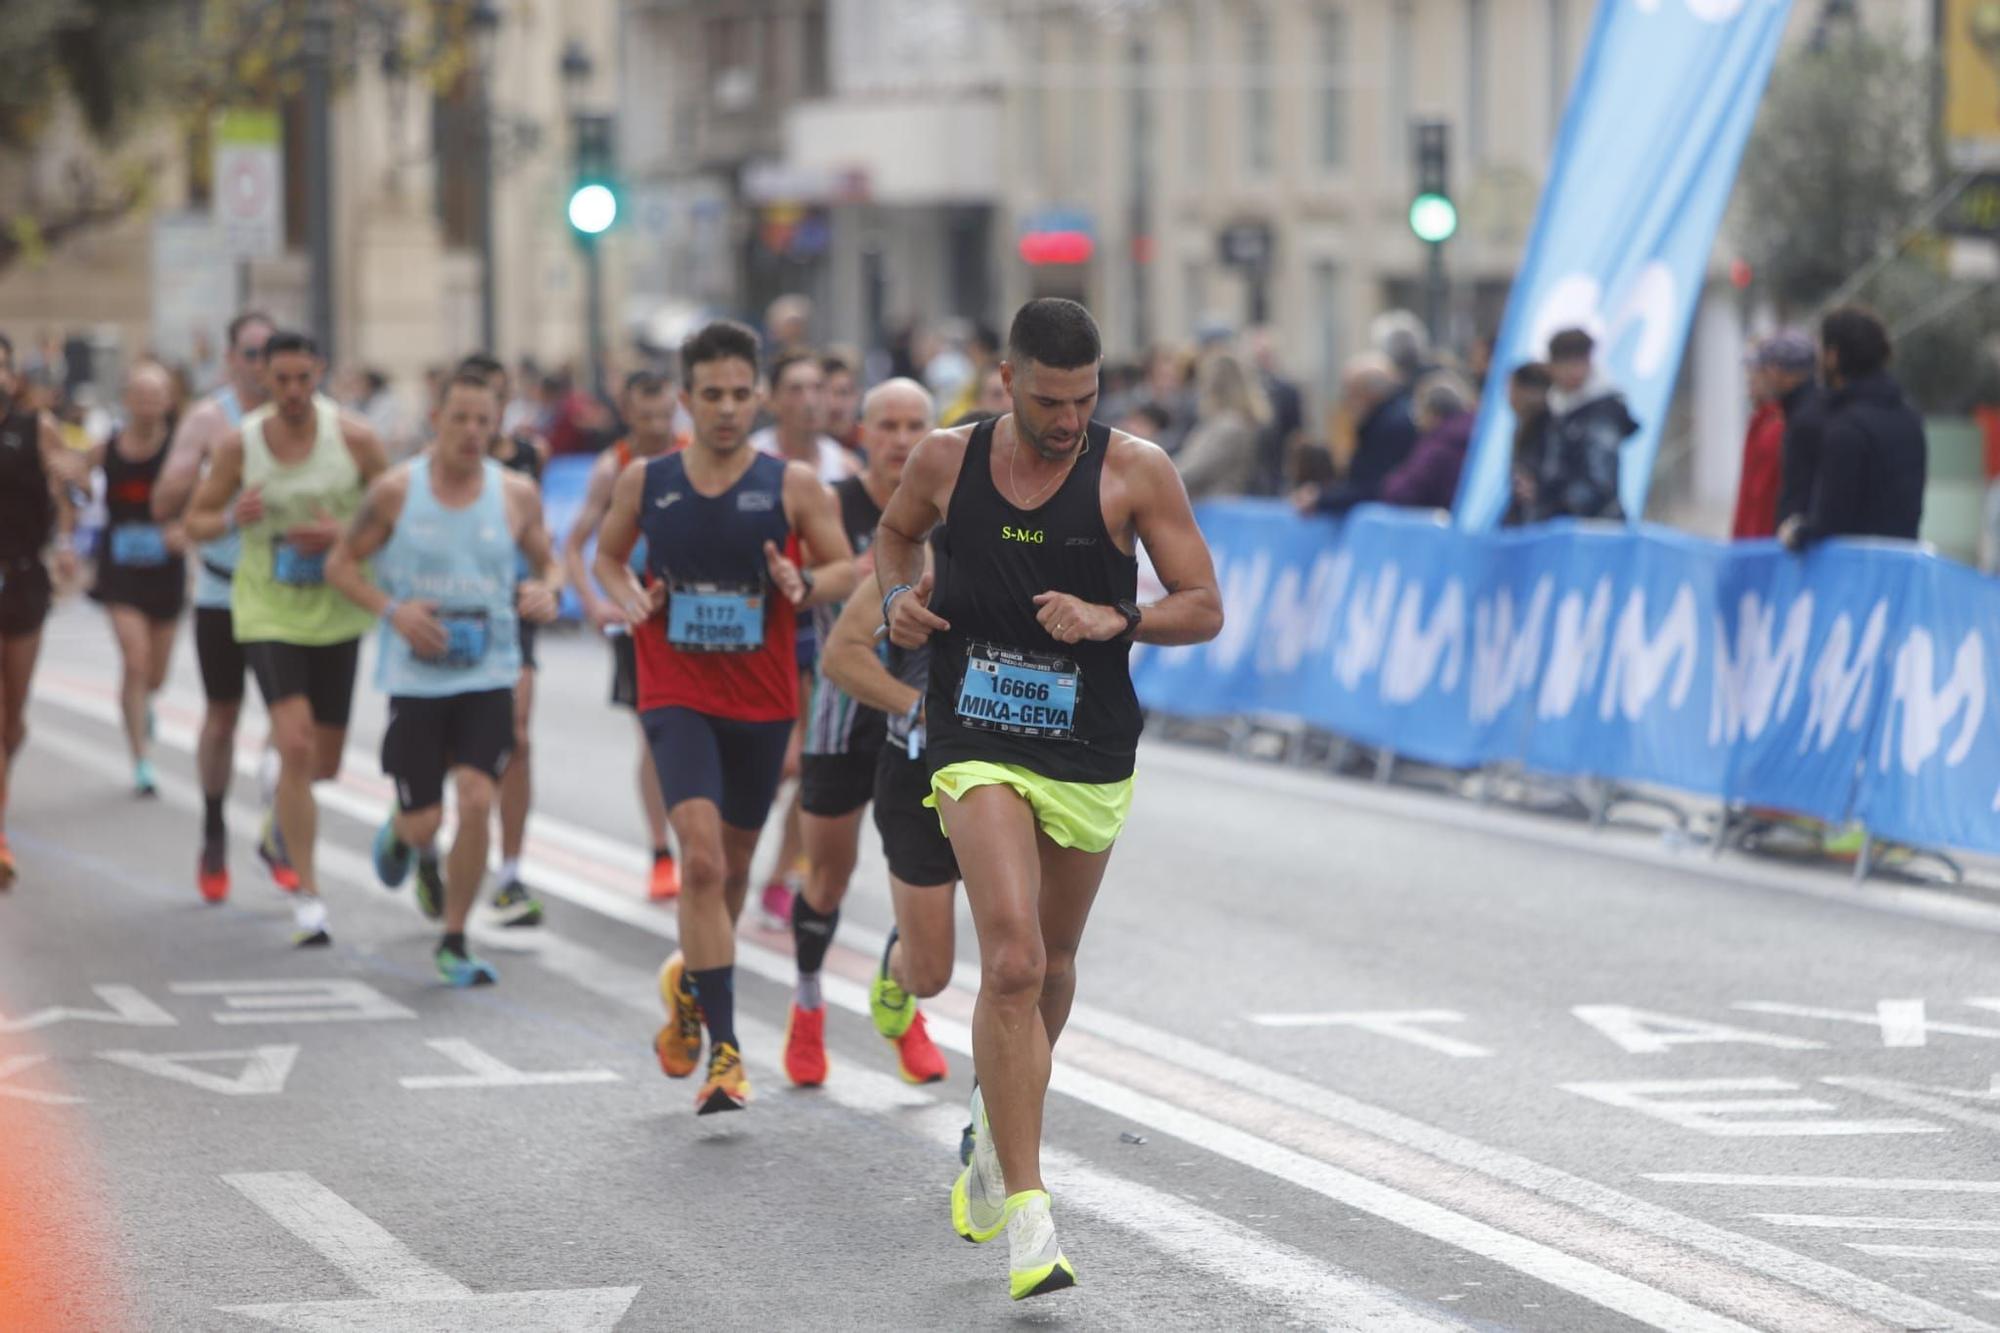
[881,583,915,623]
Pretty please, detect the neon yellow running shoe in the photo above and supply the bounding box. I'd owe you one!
[951,1084,1006,1243]
[1005,1190,1076,1301]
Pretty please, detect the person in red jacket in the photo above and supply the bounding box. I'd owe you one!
[1731,337,1791,539]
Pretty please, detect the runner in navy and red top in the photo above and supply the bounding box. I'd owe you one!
[591,319,857,1118]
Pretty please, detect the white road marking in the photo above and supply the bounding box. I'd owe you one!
[1826,1075,2000,1133]
[1248,1010,1494,1058]
[1849,1243,2000,1262]
[221,1170,641,1332]
[1648,1174,2000,1194]
[28,701,1994,1332]
[0,1053,87,1105]
[1570,1005,1826,1055]
[100,1045,298,1096]
[1737,1000,2000,1046]
[172,979,416,1025]
[397,1038,621,1091]
[0,983,177,1034]
[226,1171,472,1300]
[1757,1215,2000,1232]
[1562,1077,1942,1137]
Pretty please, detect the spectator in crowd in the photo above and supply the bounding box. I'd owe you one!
[1175,351,1272,501]
[501,357,542,437]
[1505,361,1553,525]
[1369,309,1438,387]
[1747,331,1824,538]
[1116,401,1172,444]
[1732,339,1788,539]
[1291,352,1418,517]
[766,294,814,356]
[941,321,1002,425]
[1244,325,1305,497]
[974,364,1010,418]
[821,352,863,454]
[1379,373,1476,510]
[1974,335,2000,574]
[1138,342,1197,453]
[1779,306,1926,551]
[1521,327,1636,523]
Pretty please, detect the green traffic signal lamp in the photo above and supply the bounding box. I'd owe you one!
[568,182,618,237]
[1409,191,1458,244]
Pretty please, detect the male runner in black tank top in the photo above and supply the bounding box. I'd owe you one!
[0,330,81,890]
[465,353,555,927]
[875,299,1223,1303]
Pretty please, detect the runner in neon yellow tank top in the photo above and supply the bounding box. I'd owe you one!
[187,331,390,946]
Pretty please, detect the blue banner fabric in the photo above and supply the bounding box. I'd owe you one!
[1133,502,2000,858]
[1453,0,1794,530]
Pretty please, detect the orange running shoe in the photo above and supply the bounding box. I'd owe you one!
[648,853,680,901]
[782,1002,828,1087]
[893,1009,949,1085]
[653,953,702,1078]
[0,834,14,891]
[197,832,230,905]
[257,813,301,893]
[696,1042,750,1115]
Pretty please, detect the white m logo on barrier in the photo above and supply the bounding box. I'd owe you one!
[1710,592,1812,746]
[1539,578,1614,720]
[1471,578,1553,725]
[1880,629,1986,775]
[1600,584,1699,722]
[1800,602,1887,754]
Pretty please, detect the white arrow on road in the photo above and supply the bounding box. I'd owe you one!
[220,1171,638,1332]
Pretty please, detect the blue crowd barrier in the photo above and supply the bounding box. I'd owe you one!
[1134,502,2000,858]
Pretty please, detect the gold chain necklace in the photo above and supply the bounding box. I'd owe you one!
[1006,426,1086,509]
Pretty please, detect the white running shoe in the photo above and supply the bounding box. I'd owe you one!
[950,1084,1007,1243]
[1005,1191,1076,1301]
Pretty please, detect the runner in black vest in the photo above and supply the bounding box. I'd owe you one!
[466,353,556,928]
[0,330,81,889]
[875,299,1222,1303]
[781,376,948,1089]
[88,362,186,797]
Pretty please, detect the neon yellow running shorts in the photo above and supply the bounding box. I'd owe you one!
[926,760,1135,854]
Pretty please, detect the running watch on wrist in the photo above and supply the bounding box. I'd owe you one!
[882,582,914,622]
[1114,599,1143,643]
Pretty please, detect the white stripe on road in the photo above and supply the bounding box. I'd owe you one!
[521,930,1456,1330]
[396,1038,621,1091]
[1649,1174,2000,1194]
[1246,1010,1495,1058]
[30,685,1992,1333]
[224,1171,472,1300]
[1850,1243,2000,1262]
[1755,1216,2000,1233]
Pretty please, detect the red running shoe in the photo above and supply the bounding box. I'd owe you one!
[783,1002,828,1087]
[893,1009,949,1085]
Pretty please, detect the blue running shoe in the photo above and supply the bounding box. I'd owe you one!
[134,758,158,798]
[435,942,497,987]
[372,815,411,889]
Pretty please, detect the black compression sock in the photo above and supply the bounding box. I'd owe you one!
[791,896,839,977]
[440,932,467,957]
[689,966,738,1050]
[653,845,673,864]
[203,795,226,841]
[879,925,900,980]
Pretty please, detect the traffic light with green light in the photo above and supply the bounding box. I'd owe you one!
[567,113,619,239]
[1410,121,1457,245]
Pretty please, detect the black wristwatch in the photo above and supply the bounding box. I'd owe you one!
[1114,599,1143,643]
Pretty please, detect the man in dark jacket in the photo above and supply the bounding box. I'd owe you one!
[1780,306,1925,550]
[1763,330,1826,530]
[1291,353,1418,516]
[1523,328,1638,522]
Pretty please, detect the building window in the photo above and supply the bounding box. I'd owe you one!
[1388,0,1414,178]
[1548,0,1569,143]
[1466,0,1488,165]
[1186,4,1210,181]
[1314,7,1349,172]
[1313,258,1345,394]
[1244,9,1274,178]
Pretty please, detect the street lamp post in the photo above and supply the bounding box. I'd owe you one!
[304,0,335,358]
[561,42,608,401]
[470,0,502,355]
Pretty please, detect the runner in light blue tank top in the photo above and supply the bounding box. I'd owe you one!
[192,385,244,612]
[372,456,521,697]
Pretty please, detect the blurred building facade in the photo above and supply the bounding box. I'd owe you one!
[0,0,621,406]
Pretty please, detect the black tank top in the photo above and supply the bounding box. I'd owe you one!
[0,406,54,563]
[492,432,543,484]
[925,417,1140,784]
[101,429,171,527]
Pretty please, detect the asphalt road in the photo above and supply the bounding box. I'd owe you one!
[7,598,2000,1332]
